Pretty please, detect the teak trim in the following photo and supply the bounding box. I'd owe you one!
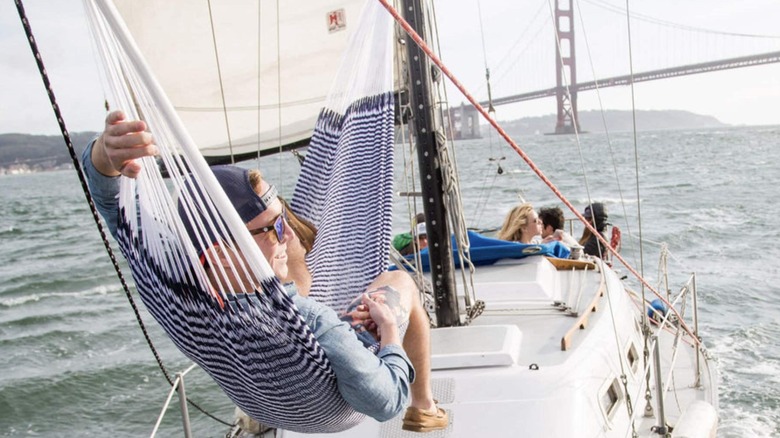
[560,269,605,351]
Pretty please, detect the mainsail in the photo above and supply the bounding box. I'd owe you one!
[95,0,366,161]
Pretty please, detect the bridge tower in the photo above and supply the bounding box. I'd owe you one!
[554,0,581,134]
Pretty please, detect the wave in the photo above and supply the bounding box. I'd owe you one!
[0,225,21,235]
[708,322,780,437]
[718,406,778,438]
[0,285,116,308]
[0,359,227,436]
[568,197,639,206]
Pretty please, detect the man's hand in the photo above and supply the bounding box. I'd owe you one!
[362,293,400,347]
[92,110,157,178]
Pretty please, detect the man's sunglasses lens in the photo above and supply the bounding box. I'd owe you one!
[273,209,288,242]
[274,215,284,241]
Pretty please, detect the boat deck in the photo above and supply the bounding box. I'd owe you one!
[272,256,717,437]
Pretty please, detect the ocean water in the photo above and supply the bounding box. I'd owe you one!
[1,125,778,436]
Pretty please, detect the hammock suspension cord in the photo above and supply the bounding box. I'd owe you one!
[13,0,231,427]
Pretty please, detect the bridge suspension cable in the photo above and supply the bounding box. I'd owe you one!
[583,0,780,39]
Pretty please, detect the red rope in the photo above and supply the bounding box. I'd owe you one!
[377,0,699,344]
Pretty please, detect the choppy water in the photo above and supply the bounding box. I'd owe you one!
[1,125,778,436]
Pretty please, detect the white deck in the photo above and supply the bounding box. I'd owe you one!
[275,256,718,438]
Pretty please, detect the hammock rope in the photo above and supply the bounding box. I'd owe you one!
[83,0,397,432]
[13,0,232,427]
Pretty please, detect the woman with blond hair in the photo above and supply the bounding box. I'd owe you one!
[497,202,542,244]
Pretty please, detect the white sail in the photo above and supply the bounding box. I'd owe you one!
[106,0,366,160]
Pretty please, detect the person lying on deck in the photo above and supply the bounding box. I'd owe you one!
[82,110,448,432]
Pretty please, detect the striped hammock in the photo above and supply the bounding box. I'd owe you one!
[87,0,396,432]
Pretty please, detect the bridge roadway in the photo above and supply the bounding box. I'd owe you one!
[484,50,780,107]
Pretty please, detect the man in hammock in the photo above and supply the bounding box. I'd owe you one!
[82,110,448,432]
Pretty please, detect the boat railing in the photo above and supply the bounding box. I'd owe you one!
[691,273,702,388]
[650,334,670,435]
[616,274,698,436]
[150,363,198,438]
[640,271,703,433]
[677,273,703,388]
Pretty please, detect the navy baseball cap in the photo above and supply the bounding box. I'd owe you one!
[210,166,277,223]
[178,165,277,256]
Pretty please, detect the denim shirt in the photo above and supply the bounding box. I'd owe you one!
[80,141,414,421]
[286,285,413,421]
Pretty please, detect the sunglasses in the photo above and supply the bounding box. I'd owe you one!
[248,207,288,242]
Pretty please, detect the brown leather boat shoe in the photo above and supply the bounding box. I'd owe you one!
[401,405,448,432]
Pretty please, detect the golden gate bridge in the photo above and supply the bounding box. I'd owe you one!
[447,0,780,137]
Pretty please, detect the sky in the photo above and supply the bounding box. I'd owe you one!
[2,0,780,136]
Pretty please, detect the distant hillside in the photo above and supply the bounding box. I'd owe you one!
[495,109,727,136]
[0,132,97,171]
[0,109,726,172]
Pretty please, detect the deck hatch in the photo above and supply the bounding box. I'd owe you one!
[430,325,522,370]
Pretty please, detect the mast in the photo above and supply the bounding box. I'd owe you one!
[401,0,460,327]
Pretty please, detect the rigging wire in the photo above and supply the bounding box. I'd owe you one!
[549,0,641,429]
[80,0,110,114]
[426,0,481,318]
[623,0,646,300]
[479,0,549,97]
[206,0,235,164]
[544,0,600,257]
[15,0,231,427]
[468,0,532,231]
[471,158,505,230]
[394,25,423,257]
[475,0,495,116]
[256,2,262,166]
[566,0,648,426]
[377,0,700,344]
[275,0,285,191]
[620,0,658,423]
[469,0,504,229]
[572,1,639,269]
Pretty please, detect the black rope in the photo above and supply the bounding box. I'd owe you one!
[14,0,231,427]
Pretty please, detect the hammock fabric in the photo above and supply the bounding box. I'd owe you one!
[89,0,398,433]
[293,95,396,311]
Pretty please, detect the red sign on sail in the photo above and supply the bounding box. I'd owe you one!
[327,9,347,33]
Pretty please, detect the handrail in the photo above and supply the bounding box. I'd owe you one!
[150,364,198,438]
